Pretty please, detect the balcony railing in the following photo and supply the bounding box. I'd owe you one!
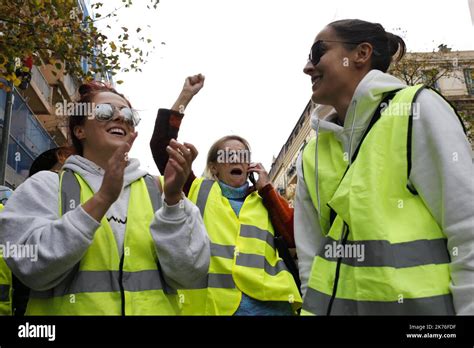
[62,73,79,97]
[31,65,52,104]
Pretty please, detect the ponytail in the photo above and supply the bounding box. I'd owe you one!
[386,31,406,65]
[328,19,406,72]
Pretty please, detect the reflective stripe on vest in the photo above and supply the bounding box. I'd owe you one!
[29,270,168,298]
[303,288,454,315]
[0,203,13,316]
[196,179,293,277]
[318,235,450,267]
[27,170,179,315]
[178,178,302,315]
[301,85,454,315]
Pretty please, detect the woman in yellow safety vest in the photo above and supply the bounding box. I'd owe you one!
[0,81,210,315]
[0,186,13,315]
[9,146,75,317]
[295,19,473,315]
[150,75,302,315]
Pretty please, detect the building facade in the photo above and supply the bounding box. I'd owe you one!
[390,49,474,141]
[0,0,111,189]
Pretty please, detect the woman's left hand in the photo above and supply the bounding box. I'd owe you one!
[163,139,198,205]
[248,162,271,191]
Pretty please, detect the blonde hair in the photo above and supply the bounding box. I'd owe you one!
[204,135,251,179]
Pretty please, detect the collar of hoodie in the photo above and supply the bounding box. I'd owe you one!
[62,155,148,193]
[310,69,407,161]
[308,70,406,217]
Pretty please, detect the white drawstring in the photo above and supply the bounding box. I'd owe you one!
[347,100,358,165]
[311,105,324,235]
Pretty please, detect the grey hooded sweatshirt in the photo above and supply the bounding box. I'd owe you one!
[295,70,474,315]
[0,155,210,291]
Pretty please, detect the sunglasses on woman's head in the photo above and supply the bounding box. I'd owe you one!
[308,40,361,66]
[93,103,141,127]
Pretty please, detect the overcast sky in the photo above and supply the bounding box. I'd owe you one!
[93,0,474,176]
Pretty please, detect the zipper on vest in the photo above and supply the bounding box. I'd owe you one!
[118,250,126,316]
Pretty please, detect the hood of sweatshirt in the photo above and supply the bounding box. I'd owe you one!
[310,69,407,162]
[62,155,148,193]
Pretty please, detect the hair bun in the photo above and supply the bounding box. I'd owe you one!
[386,32,398,56]
[385,32,406,63]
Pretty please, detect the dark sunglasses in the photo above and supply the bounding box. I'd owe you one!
[93,103,141,127]
[308,40,361,66]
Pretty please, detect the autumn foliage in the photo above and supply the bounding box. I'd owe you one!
[0,0,159,90]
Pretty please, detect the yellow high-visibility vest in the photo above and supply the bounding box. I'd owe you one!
[26,170,180,315]
[178,177,302,315]
[0,203,13,316]
[301,85,454,315]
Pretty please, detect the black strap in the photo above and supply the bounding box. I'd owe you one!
[325,92,398,315]
[273,233,302,295]
[406,86,426,195]
[326,223,350,315]
[406,86,468,195]
[428,87,468,134]
[350,91,399,164]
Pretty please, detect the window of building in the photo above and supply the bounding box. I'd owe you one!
[2,89,57,182]
[464,69,474,95]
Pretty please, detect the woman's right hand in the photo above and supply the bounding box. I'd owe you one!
[97,132,138,205]
[84,132,137,223]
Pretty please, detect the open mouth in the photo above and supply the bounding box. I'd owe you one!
[312,75,322,87]
[230,168,243,176]
[107,127,127,137]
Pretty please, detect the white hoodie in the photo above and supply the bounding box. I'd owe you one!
[0,155,210,291]
[295,70,474,315]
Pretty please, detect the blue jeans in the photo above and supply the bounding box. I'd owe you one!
[233,293,294,316]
